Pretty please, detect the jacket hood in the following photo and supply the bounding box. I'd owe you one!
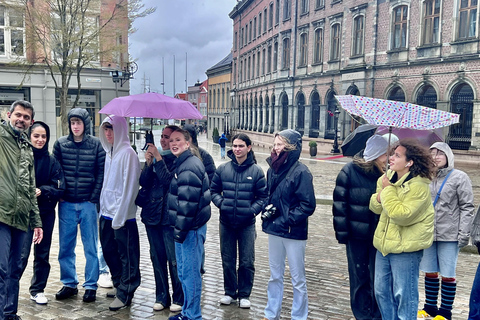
[68,108,92,138]
[183,124,198,146]
[430,142,454,170]
[29,121,50,152]
[100,115,131,156]
[277,129,302,162]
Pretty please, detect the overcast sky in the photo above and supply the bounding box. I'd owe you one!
[128,0,237,96]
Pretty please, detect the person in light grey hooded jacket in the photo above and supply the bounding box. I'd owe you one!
[417,142,475,320]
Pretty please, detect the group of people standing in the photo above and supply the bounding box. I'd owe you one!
[0,99,318,320]
[333,134,477,320]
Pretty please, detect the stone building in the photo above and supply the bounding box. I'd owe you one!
[206,52,232,136]
[0,0,129,142]
[229,0,480,150]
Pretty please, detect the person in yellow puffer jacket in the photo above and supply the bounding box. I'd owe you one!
[369,139,435,320]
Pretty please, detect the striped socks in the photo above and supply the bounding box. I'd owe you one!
[438,279,456,320]
[423,275,440,317]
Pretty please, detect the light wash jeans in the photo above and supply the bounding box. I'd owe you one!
[98,243,109,275]
[420,241,459,277]
[374,250,423,320]
[175,224,207,320]
[264,234,308,320]
[58,201,99,290]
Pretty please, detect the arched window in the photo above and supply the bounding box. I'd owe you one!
[310,91,320,137]
[282,38,290,69]
[296,92,305,135]
[299,33,308,66]
[416,84,437,109]
[448,83,474,150]
[281,94,289,130]
[388,86,406,102]
[314,28,323,63]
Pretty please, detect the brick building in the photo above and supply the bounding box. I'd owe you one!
[229,0,480,150]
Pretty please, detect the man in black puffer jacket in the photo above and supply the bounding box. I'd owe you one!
[53,108,105,303]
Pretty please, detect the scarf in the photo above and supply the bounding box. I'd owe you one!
[270,150,288,173]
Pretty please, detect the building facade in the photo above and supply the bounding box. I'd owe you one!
[0,0,129,142]
[187,79,208,127]
[206,53,232,135]
[230,0,480,150]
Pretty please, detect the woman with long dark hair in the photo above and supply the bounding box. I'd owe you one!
[370,139,435,320]
[333,135,388,320]
[21,122,64,305]
[166,128,211,320]
[211,133,267,309]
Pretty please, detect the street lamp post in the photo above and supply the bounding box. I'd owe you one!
[331,107,341,154]
[224,111,230,136]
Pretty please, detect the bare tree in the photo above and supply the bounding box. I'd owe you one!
[1,0,154,135]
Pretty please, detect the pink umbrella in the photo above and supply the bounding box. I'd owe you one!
[335,95,459,130]
[99,92,203,119]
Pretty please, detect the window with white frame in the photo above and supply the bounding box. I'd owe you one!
[314,28,323,63]
[273,41,278,71]
[301,0,309,14]
[262,48,266,75]
[259,13,262,35]
[276,0,280,24]
[264,8,267,32]
[392,5,408,49]
[284,0,291,20]
[253,18,257,38]
[0,6,25,58]
[299,33,308,66]
[252,53,256,78]
[267,44,272,73]
[422,0,440,44]
[352,16,364,56]
[316,0,324,9]
[282,37,290,68]
[330,24,341,60]
[458,0,477,39]
[269,3,274,29]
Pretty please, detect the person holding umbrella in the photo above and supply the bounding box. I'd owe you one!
[417,142,474,320]
[370,139,435,320]
[332,134,388,320]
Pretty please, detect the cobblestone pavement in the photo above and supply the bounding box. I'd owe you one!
[15,133,480,319]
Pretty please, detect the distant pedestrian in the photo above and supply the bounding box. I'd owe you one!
[211,133,268,309]
[219,133,228,159]
[53,108,106,303]
[332,135,387,320]
[98,116,141,311]
[261,129,316,320]
[139,125,183,313]
[166,128,211,320]
[418,142,474,320]
[0,100,43,320]
[19,121,64,306]
[468,206,480,320]
[370,139,435,320]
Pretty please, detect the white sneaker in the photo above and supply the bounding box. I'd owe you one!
[239,298,251,309]
[153,302,165,311]
[219,295,234,305]
[170,303,182,312]
[98,272,113,288]
[30,292,48,305]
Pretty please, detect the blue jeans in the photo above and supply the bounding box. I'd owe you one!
[98,242,109,275]
[145,224,183,306]
[219,222,256,299]
[374,250,423,320]
[58,201,99,290]
[264,234,308,320]
[220,147,226,158]
[175,224,206,320]
[0,223,28,319]
[469,261,480,320]
[420,241,459,278]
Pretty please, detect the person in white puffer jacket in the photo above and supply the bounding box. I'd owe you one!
[98,115,141,312]
[418,142,475,320]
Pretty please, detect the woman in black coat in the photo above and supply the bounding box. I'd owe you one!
[332,134,388,320]
[261,129,316,320]
[22,121,64,305]
[166,128,211,320]
[210,133,267,309]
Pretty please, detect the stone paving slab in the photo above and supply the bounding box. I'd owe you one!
[14,133,480,320]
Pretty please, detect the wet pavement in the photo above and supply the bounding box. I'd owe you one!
[15,132,480,319]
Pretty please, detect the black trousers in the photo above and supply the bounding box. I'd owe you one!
[346,239,382,320]
[100,216,141,305]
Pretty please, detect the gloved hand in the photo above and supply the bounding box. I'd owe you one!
[458,233,470,248]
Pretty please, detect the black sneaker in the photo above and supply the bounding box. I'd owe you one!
[82,289,96,302]
[55,286,78,300]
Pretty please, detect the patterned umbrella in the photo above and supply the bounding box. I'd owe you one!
[335,95,460,130]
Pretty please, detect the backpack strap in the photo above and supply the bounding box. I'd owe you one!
[433,169,454,206]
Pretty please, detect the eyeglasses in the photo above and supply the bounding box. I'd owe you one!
[430,150,446,157]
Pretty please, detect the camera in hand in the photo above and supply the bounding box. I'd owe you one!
[261,204,277,221]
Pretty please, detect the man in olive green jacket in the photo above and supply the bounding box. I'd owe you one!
[0,100,43,320]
